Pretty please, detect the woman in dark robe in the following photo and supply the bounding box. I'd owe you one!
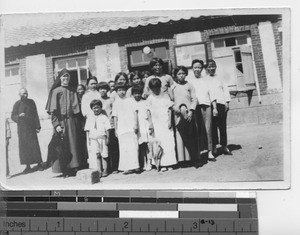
[45,69,86,176]
[11,88,43,173]
[76,84,89,168]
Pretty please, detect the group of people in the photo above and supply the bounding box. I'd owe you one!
[10,57,232,179]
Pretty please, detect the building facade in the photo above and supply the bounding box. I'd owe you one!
[3,13,283,125]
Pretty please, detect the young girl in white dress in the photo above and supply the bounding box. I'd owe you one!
[131,84,152,171]
[112,82,140,175]
[146,78,177,171]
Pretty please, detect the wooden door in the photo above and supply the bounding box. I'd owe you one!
[212,47,237,91]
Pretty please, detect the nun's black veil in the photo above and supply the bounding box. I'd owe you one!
[45,68,76,114]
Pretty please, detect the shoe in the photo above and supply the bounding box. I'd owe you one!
[212,149,218,156]
[194,162,203,169]
[123,170,135,175]
[144,167,152,171]
[208,151,216,162]
[222,147,232,155]
[37,164,44,171]
[208,158,217,162]
[102,171,109,177]
[22,167,32,174]
[40,162,51,170]
[161,167,168,172]
[144,164,152,171]
[63,169,77,178]
[133,168,143,174]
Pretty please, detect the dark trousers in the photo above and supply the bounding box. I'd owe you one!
[108,128,119,172]
[195,105,213,151]
[138,143,148,169]
[212,103,228,147]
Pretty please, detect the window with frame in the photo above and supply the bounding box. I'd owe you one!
[212,34,249,49]
[127,42,170,73]
[54,55,89,86]
[211,33,256,92]
[5,64,21,85]
[4,64,21,114]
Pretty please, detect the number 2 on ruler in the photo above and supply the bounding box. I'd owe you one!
[124,221,129,229]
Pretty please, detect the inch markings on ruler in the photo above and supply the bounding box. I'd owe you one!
[0,217,258,233]
[0,190,258,234]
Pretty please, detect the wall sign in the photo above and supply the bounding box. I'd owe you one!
[174,42,208,68]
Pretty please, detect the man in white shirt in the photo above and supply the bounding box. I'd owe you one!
[190,59,218,162]
[206,59,232,155]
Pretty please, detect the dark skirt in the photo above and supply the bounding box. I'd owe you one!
[18,123,42,165]
[61,115,83,169]
[176,115,199,163]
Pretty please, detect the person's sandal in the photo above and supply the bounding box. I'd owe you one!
[161,167,168,172]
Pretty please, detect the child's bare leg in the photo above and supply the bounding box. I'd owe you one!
[145,142,153,171]
[102,158,109,177]
[96,153,103,177]
[143,145,151,171]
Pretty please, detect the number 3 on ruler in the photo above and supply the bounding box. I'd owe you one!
[193,222,198,229]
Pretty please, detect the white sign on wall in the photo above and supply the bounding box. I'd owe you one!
[25,54,48,118]
[95,43,122,82]
[259,21,282,90]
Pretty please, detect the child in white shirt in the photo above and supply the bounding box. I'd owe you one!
[131,84,152,171]
[85,99,111,177]
[112,82,140,175]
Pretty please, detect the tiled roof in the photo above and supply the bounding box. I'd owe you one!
[3,12,213,48]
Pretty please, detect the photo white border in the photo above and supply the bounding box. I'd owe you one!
[1,1,300,234]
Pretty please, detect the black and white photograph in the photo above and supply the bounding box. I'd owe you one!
[0,8,290,190]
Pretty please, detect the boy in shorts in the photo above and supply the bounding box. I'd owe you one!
[85,99,111,177]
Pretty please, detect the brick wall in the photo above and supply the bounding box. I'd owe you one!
[19,58,26,88]
[45,57,54,91]
[272,20,283,84]
[5,16,282,95]
[87,49,96,77]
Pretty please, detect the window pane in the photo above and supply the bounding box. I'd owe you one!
[225,37,236,47]
[155,47,167,59]
[214,39,224,48]
[77,57,87,67]
[11,67,19,76]
[80,69,88,84]
[68,70,78,88]
[57,60,66,70]
[67,59,76,68]
[131,50,143,64]
[234,50,242,62]
[143,49,154,62]
[236,36,248,45]
[5,69,10,77]
[236,63,243,73]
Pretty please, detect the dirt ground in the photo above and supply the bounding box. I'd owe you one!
[3,122,284,190]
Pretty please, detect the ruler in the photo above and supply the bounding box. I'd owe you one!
[0,190,258,235]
